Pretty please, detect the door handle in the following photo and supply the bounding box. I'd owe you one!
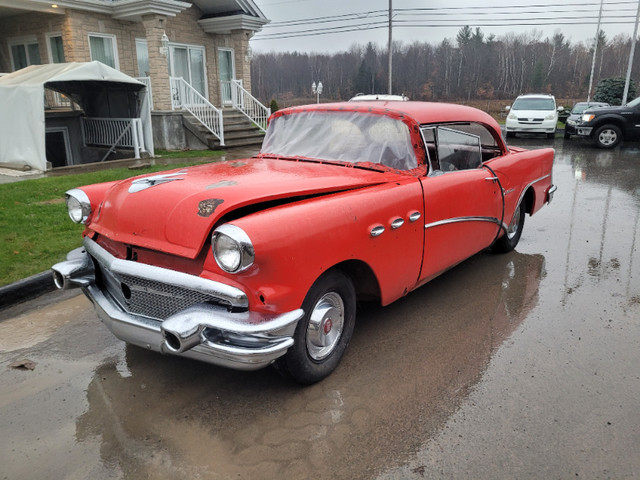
[485,176,499,181]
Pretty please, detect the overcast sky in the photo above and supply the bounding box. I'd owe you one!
[251,0,640,53]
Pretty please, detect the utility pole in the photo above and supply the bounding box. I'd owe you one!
[587,0,604,103]
[388,0,392,94]
[622,0,640,105]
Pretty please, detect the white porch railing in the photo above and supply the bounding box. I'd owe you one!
[81,117,146,160]
[134,76,153,110]
[170,76,224,146]
[230,79,270,132]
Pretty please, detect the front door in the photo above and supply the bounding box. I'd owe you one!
[169,44,207,98]
[218,48,235,105]
[418,126,502,285]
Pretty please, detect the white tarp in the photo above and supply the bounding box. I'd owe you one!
[0,61,154,171]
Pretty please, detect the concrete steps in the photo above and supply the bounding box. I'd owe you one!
[182,109,265,151]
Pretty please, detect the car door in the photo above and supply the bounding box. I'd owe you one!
[417,126,502,285]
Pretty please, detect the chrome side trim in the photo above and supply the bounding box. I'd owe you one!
[514,173,550,213]
[83,236,249,309]
[425,216,508,232]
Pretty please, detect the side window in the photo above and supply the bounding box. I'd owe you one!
[436,127,482,172]
[420,127,438,171]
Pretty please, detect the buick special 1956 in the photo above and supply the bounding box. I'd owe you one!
[52,101,556,384]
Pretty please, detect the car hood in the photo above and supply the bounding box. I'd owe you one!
[510,109,556,118]
[583,105,627,115]
[88,157,394,258]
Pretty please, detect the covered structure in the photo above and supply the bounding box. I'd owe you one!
[0,61,153,171]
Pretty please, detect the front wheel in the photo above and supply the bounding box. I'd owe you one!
[492,201,525,253]
[593,124,622,149]
[275,270,356,384]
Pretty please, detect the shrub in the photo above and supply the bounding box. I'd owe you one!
[593,77,637,105]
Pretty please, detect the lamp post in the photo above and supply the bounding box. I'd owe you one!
[312,81,323,104]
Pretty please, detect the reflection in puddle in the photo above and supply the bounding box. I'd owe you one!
[73,251,544,479]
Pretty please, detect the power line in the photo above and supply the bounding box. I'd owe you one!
[255,16,639,41]
[263,1,639,27]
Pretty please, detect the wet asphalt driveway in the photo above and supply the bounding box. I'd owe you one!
[1,137,639,479]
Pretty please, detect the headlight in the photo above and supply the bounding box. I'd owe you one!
[582,114,595,123]
[65,188,91,224]
[508,113,517,120]
[545,113,556,120]
[212,224,254,273]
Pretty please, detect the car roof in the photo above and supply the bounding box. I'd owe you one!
[275,101,502,130]
[515,94,555,98]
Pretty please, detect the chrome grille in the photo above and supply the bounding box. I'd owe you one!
[94,258,230,320]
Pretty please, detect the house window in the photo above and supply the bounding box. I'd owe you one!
[89,33,119,69]
[47,34,65,63]
[9,36,41,70]
[135,39,150,77]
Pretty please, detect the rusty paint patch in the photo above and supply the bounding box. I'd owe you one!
[198,198,224,217]
[230,161,247,167]
[206,180,238,189]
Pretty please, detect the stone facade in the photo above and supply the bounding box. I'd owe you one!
[0,3,256,112]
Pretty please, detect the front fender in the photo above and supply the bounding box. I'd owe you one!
[209,179,425,313]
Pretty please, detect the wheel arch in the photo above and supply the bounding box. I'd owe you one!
[326,259,382,305]
[591,117,626,136]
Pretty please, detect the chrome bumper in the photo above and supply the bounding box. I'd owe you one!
[52,238,303,371]
[576,126,593,136]
[547,184,558,204]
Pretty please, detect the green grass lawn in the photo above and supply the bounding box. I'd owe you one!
[0,155,223,287]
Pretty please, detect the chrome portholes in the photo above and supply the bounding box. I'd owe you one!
[409,211,421,222]
[370,225,385,237]
[306,292,345,361]
[391,218,405,229]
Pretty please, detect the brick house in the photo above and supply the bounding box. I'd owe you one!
[0,0,270,154]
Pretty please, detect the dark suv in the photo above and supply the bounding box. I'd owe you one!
[575,96,640,148]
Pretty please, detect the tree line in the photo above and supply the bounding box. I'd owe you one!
[251,27,640,107]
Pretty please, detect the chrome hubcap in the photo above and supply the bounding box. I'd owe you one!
[507,204,521,239]
[306,292,344,361]
[599,129,617,146]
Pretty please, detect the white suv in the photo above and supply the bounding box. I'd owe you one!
[505,94,561,139]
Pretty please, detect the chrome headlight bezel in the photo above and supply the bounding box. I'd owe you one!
[65,188,92,224]
[211,224,255,273]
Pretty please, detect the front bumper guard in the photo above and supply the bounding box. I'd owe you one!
[52,240,303,371]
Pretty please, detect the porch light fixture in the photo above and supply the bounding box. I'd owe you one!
[312,81,323,104]
[245,46,253,63]
[160,32,169,57]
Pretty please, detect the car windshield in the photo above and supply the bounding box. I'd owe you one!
[512,97,556,111]
[573,102,607,114]
[626,96,640,107]
[571,103,590,114]
[260,111,418,170]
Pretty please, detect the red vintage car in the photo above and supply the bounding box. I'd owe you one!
[52,101,556,384]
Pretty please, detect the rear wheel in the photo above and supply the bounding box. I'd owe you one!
[493,201,525,253]
[275,270,356,384]
[593,124,622,149]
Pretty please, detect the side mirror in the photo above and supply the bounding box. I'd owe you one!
[557,106,564,112]
[505,106,511,112]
